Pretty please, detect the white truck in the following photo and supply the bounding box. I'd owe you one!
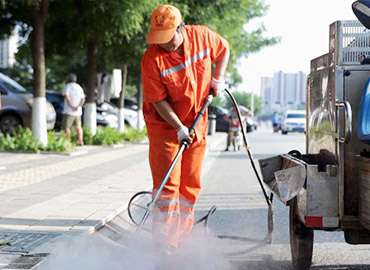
[259,20,370,270]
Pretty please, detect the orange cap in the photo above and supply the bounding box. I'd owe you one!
[146,5,182,44]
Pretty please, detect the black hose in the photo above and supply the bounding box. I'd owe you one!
[223,88,272,207]
[221,88,274,247]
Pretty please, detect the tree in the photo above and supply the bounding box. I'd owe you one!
[211,95,225,108]
[171,0,279,87]
[225,90,262,115]
[45,0,156,134]
[3,0,276,132]
[100,27,151,131]
[0,0,49,145]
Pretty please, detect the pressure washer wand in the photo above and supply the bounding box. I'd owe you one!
[136,94,214,230]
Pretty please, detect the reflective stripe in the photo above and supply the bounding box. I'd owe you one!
[179,211,194,218]
[160,48,209,78]
[179,199,195,209]
[155,198,179,208]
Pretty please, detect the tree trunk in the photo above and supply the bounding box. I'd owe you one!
[86,40,97,103]
[83,40,97,135]
[31,0,48,146]
[117,64,127,133]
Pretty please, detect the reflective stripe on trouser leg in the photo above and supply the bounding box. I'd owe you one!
[149,138,182,247]
[152,198,180,248]
[179,139,207,237]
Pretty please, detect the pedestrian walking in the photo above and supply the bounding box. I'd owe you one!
[141,4,229,250]
[62,73,85,145]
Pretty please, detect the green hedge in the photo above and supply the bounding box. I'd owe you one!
[72,127,147,145]
[0,127,147,153]
[0,128,40,152]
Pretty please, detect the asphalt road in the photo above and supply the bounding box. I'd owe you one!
[99,127,370,270]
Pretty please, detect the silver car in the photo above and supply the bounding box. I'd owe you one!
[0,73,56,134]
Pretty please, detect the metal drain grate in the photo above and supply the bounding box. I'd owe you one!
[0,232,60,253]
[3,253,48,269]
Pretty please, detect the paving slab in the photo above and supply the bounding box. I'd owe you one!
[0,133,227,269]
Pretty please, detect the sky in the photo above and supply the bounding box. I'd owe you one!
[237,0,358,95]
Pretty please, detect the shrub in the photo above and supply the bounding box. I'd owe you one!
[122,128,147,142]
[45,131,74,152]
[0,128,40,152]
[0,128,76,153]
[70,126,147,145]
[92,127,125,145]
[0,126,148,154]
[71,127,93,145]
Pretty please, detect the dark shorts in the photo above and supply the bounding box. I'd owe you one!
[62,114,82,130]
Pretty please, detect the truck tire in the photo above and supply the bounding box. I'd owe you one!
[282,130,288,135]
[290,198,314,270]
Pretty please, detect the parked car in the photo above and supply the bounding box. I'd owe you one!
[281,110,306,134]
[46,91,144,130]
[0,73,56,134]
[97,101,145,129]
[110,97,139,111]
[208,105,229,132]
[245,116,257,132]
[208,105,256,133]
[45,91,64,130]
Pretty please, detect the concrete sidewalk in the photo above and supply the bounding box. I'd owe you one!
[0,132,227,269]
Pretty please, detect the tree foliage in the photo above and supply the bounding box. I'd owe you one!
[1,0,277,101]
[224,90,262,115]
[0,0,49,97]
[170,0,279,86]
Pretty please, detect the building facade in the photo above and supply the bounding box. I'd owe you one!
[260,71,306,114]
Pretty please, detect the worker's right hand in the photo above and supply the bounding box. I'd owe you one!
[176,125,192,144]
[210,77,225,97]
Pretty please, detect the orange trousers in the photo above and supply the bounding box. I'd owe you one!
[148,135,207,248]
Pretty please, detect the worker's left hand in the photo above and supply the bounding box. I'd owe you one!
[210,77,225,97]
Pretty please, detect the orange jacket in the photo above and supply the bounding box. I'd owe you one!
[141,25,229,141]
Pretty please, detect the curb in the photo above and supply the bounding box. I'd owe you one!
[90,204,131,233]
[11,133,226,269]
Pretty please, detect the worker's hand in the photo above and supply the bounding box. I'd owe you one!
[176,125,193,144]
[210,77,225,97]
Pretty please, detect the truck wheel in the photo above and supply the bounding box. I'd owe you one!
[290,198,314,270]
[282,130,288,135]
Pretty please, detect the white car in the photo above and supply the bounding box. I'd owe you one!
[97,102,145,129]
[123,107,145,129]
[281,110,306,134]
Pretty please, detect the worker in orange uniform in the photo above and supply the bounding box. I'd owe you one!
[141,4,229,250]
